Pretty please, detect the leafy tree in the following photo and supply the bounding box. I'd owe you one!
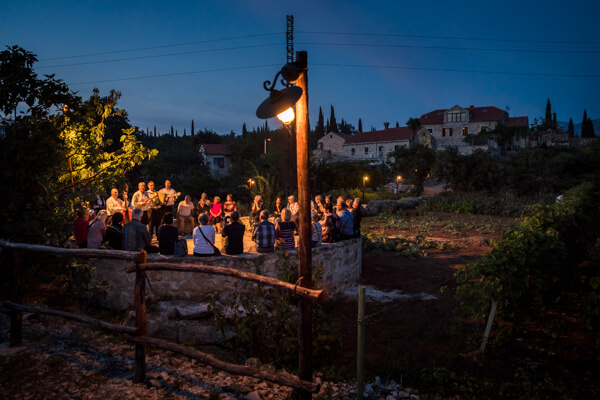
[432,147,500,193]
[406,117,421,144]
[338,120,356,135]
[568,118,575,136]
[389,144,435,195]
[329,105,338,133]
[0,45,156,244]
[358,118,363,132]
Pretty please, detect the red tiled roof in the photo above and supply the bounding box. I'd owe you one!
[419,106,507,125]
[345,127,413,144]
[505,116,529,128]
[201,143,231,155]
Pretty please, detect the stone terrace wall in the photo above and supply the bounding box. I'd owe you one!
[90,238,361,310]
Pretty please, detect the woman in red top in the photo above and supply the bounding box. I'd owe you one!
[209,196,223,233]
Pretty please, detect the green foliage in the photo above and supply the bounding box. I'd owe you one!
[0,46,156,245]
[388,144,436,195]
[584,276,600,345]
[212,252,342,368]
[454,182,600,336]
[362,232,436,258]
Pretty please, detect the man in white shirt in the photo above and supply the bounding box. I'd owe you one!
[177,195,195,234]
[147,181,161,237]
[159,179,178,215]
[131,182,151,225]
[106,188,125,216]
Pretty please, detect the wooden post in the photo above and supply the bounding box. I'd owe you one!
[10,249,22,347]
[357,286,366,399]
[480,300,498,354]
[134,250,147,383]
[294,50,313,400]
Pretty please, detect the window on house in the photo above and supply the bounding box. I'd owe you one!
[330,134,332,138]
[351,148,355,156]
[213,157,225,169]
[379,146,383,157]
[427,129,433,133]
[447,110,465,122]
[319,142,323,149]
[462,127,468,136]
[481,126,488,133]
[364,147,369,155]
[442,128,453,137]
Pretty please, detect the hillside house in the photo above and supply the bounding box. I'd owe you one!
[199,143,232,177]
[342,125,412,162]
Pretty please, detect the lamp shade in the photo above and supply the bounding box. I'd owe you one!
[256,86,303,120]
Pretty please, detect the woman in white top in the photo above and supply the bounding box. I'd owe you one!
[193,213,217,256]
[87,210,108,249]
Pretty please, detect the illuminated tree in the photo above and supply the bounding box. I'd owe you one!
[0,45,156,244]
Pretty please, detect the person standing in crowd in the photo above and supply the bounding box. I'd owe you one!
[158,212,179,255]
[320,202,337,243]
[314,195,324,220]
[337,199,354,241]
[87,210,108,249]
[123,208,159,253]
[272,197,283,222]
[275,209,297,250]
[105,212,124,250]
[287,195,300,225]
[221,211,245,255]
[351,197,363,237]
[209,196,223,233]
[193,213,217,257]
[250,195,265,225]
[73,210,89,248]
[252,210,275,253]
[311,212,322,248]
[177,195,195,234]
[159,179,178,216]
[147,181,161,238]
[131,182,151,225]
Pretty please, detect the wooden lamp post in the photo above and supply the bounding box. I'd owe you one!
[256,51,312,400]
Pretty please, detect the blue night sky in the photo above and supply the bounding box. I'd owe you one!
[2,0,599,135]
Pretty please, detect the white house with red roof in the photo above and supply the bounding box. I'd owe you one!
[343,125,412,161]
[199,143,232,177]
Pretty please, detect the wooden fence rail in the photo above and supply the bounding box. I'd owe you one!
[0,241,319,397]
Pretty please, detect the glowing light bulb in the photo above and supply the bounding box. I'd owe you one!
[277,107,295,125]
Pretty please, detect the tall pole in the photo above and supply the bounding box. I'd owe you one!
[295,50,312,400]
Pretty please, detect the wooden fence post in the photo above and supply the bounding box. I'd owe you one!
[134,250,147,383]
[10,249,22,347]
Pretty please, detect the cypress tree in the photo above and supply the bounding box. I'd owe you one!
[264,120,269,133]
[183,128,187,137]
[396,121,400,128]
[175,129,178,137]
[544,98,552,129]
[582,110,590,137]
[567,118,574,136]
[191,120,195,136]
[242,123,248,137]
[330,105,338,132]
[153,126,157,137]
[552,112,557,130]
[315,107,325,137]
[358,118,363,132]
[170,125,174,136]
[326,118,330,133]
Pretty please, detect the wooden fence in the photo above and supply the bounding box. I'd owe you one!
[0,240,322,395]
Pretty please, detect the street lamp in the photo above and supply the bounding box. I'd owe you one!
[264,138,271,154]
[396,175,402,196]
[362,176,369,200]
[256,51,312,399]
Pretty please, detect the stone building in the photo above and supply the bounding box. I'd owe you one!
[418,105,529,153]
[313,131,350,160]
[342,125,412,162]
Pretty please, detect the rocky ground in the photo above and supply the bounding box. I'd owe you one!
[1,313,425,400]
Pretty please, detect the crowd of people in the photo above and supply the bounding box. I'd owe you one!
[72,179,363,257]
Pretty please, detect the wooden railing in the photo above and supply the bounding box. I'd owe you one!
[0,240,322,395]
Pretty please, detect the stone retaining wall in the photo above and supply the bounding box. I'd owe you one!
[90,238,361,310]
